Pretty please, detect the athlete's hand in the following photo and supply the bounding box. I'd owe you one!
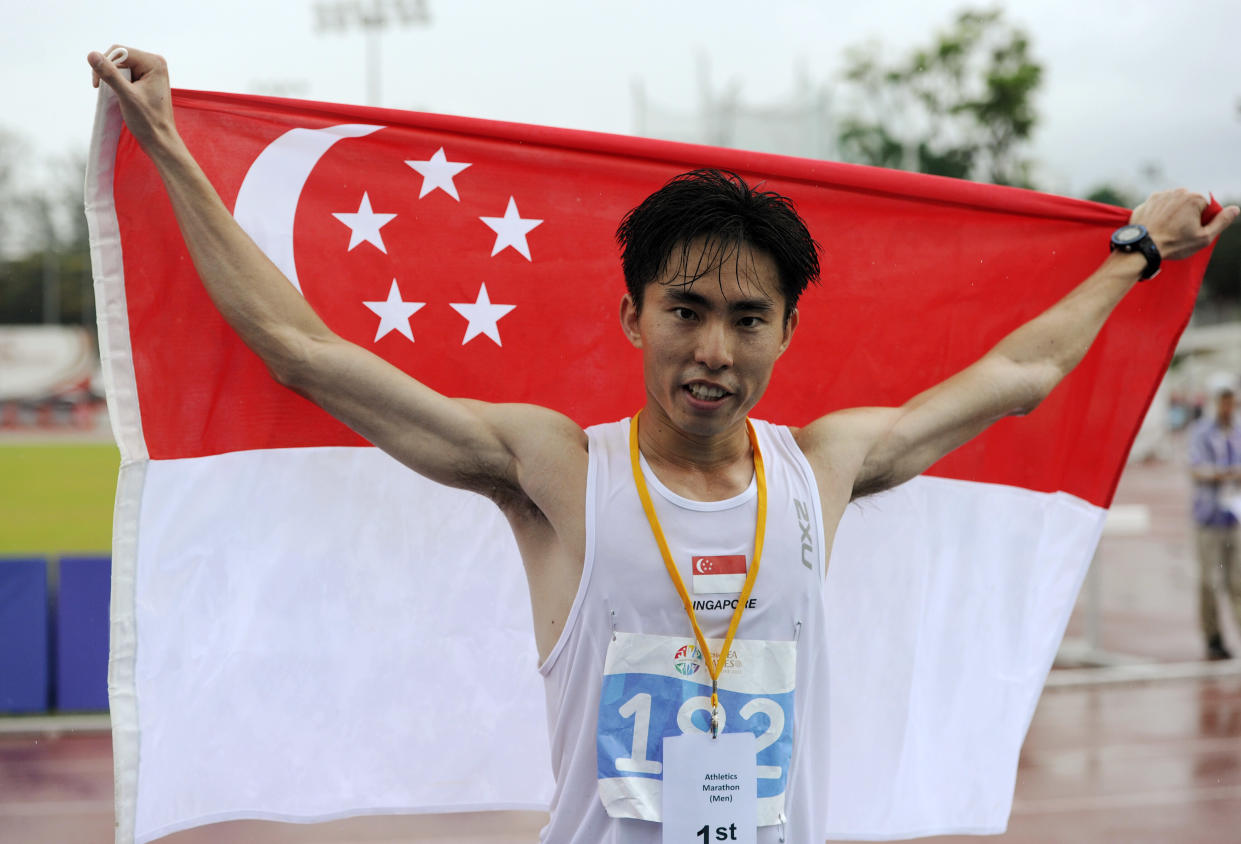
[87,46,178,154]
[1131,189,1239,262]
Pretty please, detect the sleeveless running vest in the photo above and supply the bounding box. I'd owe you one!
[539,418,831,843]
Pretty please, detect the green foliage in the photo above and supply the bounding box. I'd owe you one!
[0,136,90,325]
[0,130,24,243]
[0,250,95,325]
[837,7,1043,187]
[1083,184,1140,209]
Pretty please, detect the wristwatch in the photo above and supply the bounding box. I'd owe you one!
[1109,224,1161,280]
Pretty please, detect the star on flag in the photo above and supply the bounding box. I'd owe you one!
[362,280,425,343]
[450,283,516,346]
[404,147,472,200]
[332,192,397,253]
[480,197,543,260]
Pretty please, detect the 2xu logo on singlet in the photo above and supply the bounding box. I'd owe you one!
[595,631,796,827]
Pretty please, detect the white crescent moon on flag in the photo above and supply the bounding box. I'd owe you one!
[232,124,384,294]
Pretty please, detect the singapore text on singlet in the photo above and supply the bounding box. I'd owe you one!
[538,418,832,843]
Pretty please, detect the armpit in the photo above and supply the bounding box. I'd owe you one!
[453,455,545,522]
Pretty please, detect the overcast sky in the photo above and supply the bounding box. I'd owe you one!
[6,0,1240,201]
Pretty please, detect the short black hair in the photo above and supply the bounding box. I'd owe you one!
[615,169,820,320]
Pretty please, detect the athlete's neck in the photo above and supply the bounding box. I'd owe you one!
[636,404,754,500]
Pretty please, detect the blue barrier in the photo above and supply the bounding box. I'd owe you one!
[0,557,50,713]
[56,556,111,711]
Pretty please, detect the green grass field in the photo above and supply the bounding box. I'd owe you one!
[0,443,120,555]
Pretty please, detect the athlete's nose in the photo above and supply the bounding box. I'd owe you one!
[695,319,733,370]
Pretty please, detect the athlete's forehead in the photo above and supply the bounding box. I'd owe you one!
[657,284,778,314]
[650,236,786,311]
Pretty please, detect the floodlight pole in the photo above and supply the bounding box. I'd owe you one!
[363,23,382,107]
[314,0,431,107]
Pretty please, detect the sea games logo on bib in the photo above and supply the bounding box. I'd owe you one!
[672,644,704,676]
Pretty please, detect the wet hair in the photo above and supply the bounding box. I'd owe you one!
[615,169,821,321]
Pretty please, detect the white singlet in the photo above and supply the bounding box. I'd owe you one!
[539,418,831,843]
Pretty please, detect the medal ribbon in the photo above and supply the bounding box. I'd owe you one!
[628,411,767,737]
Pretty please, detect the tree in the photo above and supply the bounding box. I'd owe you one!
[836,8,1043,187]
[1082,183,1140,210]
[0,133,93,325]
[0,128,29,258]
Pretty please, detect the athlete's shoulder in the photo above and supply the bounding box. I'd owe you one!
[790,406,898,460]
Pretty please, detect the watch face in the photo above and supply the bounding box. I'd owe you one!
[1114,224,1145,245]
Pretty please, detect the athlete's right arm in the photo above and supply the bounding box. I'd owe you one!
[87,47,580,503]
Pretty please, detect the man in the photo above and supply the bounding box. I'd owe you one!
[88,46,1236,843]
[1190,378,1241,660]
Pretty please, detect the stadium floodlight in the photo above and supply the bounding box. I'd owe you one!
[313,1,431,106]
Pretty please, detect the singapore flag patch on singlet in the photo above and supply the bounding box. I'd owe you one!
[692,555,747,594]
[596,631,796,826]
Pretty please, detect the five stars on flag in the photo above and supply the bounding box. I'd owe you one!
[344,149,537,346]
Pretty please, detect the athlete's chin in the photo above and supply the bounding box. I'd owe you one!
[670,396,747,436]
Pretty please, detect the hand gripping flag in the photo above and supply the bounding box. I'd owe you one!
[86,80,1214,843]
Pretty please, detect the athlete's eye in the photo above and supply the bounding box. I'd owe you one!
[737,315,763,328]
[673,307,697,321]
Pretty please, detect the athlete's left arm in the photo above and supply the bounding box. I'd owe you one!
[797,189,1238,501]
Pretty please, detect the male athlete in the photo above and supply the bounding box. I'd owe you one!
[89,46,1237,843]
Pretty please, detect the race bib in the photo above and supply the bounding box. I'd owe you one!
[596,631,796,826]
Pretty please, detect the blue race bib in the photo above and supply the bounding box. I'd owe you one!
[596,631,795,826]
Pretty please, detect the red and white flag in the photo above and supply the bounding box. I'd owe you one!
[692,555,748,593]
[86,82,1214,844]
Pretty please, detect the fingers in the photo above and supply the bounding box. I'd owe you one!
[87,50,105,89]
[87,45,166,91]
[1204,205,1241,241]
[87,45,128,91]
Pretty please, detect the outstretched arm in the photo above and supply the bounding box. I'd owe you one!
[87,47,583,512]
[797,189,1239,500]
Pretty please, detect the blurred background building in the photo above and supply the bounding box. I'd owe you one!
[633,57,836,161]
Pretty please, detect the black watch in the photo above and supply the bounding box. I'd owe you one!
[1109,223,1161,280]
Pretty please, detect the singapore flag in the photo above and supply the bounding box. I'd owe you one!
[692,554,748,593]
[87,81,1219,844]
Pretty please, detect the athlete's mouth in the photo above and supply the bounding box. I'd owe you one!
[684,382,732,401]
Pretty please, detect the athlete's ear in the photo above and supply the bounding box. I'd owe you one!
[620,293,643,349]
[778,307,798,356]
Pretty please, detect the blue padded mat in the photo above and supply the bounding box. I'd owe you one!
[0,558,49,713]
[56,556,111,711]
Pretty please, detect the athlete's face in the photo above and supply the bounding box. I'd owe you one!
[620,238,797,439]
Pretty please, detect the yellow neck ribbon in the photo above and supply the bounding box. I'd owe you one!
[628,410,767,737]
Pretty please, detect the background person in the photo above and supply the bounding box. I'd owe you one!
[1189,376,1241,659]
